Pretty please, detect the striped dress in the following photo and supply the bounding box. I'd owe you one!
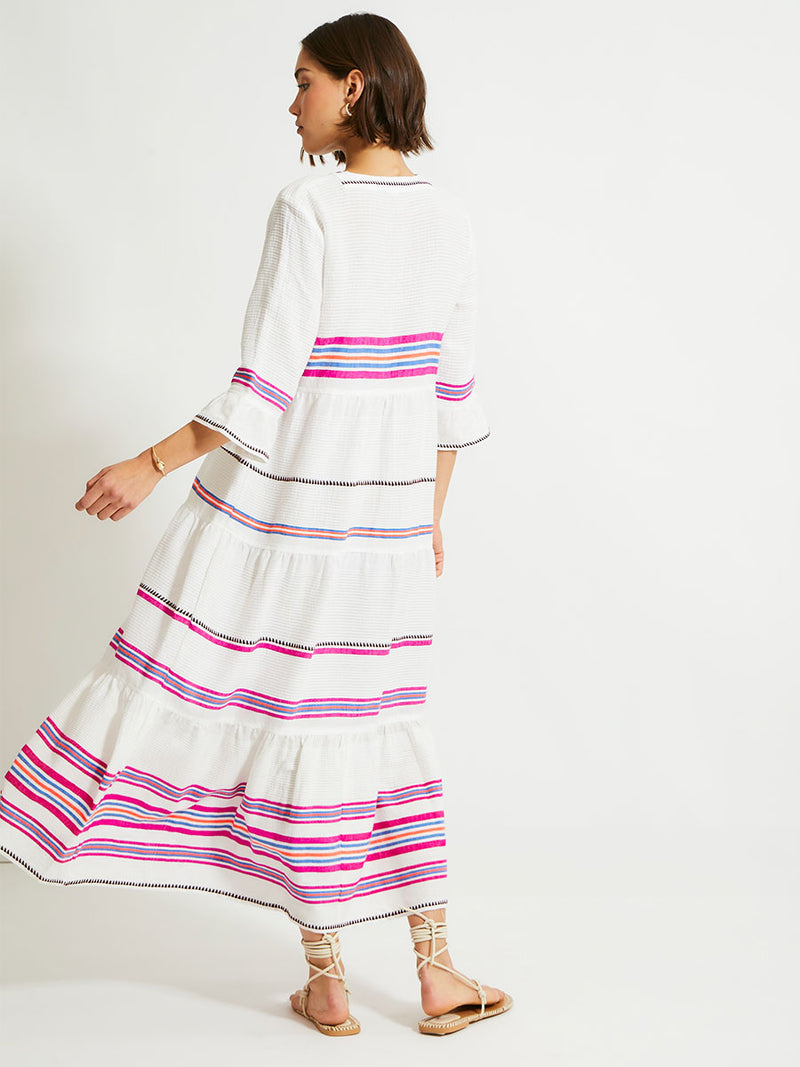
[0,168,491,930]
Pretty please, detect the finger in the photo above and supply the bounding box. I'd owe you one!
[96,499,123,520]
[110,505,133,522]
[76,467,113,507]
[86,467,111,489]
[76,485,108,513]
[87,483,125,516]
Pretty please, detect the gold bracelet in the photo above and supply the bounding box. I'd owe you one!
[151,444,167,477]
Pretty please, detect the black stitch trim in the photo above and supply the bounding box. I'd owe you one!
[0,845,447,931]
[436,430,491,449]
[193,416,269,458]
[139,582,433,653]
[221,445,435,487]
[339,177,432,187]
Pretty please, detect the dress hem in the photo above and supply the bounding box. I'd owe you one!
[0,844,448,932]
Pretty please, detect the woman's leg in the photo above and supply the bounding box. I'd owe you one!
[407,907,505,1017]
[289,926,351,1025]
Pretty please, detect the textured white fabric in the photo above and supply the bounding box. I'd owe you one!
[193,170,491,456]
[0,167,491,930]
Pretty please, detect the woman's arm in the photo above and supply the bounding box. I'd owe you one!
[74,420,228,522]
[148,420,229,475]
[432,448,457,577]
[434,448,457,523]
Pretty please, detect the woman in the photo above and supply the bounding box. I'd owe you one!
[0,13,512,1037]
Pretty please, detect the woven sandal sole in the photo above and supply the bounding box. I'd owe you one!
[418,992,513,1035]
[291,1002,361,1036]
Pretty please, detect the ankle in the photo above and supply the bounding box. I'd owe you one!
[415,946,453,974]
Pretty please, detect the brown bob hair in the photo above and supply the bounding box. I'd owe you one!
[299,12,434,167]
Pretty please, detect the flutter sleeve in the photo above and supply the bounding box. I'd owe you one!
[435,214,491,450]
[192,189,323,462]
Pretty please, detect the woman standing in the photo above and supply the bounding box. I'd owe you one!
[0,13,512,1037]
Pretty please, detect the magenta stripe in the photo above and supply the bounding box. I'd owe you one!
[232,368,292,401]
[233,366,292,400]
[234,383,286,411]
[303,366,436,380]
[315,332,443,345]
[21,745,96,809]
[5,772,78,834]
[38,726,105,785]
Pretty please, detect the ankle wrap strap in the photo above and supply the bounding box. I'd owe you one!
[409,918,447,944]
[299,930,351,997]
[301,931,341,960]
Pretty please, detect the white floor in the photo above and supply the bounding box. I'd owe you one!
[1,862,798,1066]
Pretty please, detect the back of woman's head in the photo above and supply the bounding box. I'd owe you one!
[300,12,434,167]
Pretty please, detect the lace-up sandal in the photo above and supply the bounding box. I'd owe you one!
[290,930,361,1036]
[406,910,513,1035]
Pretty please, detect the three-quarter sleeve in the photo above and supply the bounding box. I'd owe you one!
[192,190,324,462]
[435,215,491,450]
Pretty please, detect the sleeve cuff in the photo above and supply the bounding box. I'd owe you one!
[192,385,284,463]
[436,393,492,449]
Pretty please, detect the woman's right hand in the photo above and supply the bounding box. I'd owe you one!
[432,518,444,577]
[75,451,163,522]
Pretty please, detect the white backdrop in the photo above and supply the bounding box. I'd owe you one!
[1,0,798,918]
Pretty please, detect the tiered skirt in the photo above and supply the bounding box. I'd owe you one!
[0,388,450,930]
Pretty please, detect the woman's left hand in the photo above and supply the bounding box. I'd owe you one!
[75,451,163,521]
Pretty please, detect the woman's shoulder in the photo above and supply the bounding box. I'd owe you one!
[268,167,471,237]
[271,170,340,214]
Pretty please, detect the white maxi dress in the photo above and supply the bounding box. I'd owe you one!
[0,168,491,930]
